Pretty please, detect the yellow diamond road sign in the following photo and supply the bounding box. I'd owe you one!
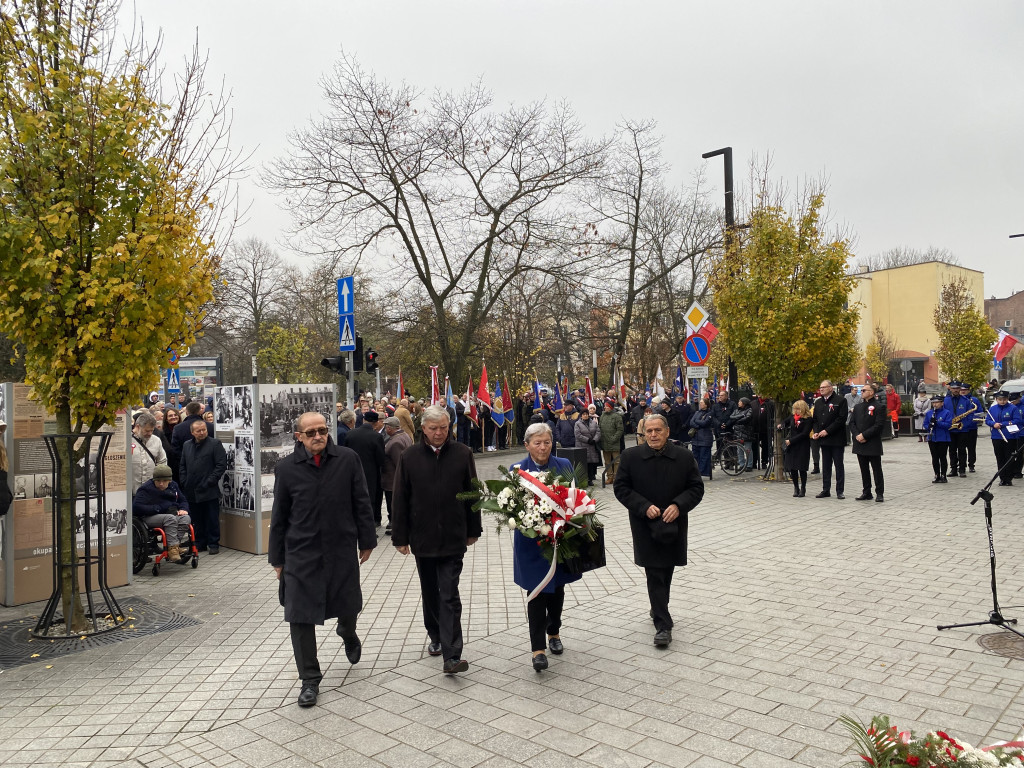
[685,301,709,331]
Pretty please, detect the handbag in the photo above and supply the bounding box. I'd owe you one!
[561,525,606,574]
[687,427,697,438]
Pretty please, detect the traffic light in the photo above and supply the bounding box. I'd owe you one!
[353,334,364,372]
[365,348,379,373]
[320,356,348,378]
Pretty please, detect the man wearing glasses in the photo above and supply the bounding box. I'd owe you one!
[269,413,377,708]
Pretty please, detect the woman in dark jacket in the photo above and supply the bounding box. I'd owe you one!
[851,383,888,502]
[689,398,715,479]
[510,423,582,672]
[782,400,813,497]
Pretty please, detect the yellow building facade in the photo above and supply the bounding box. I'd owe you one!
[849,260,985,385]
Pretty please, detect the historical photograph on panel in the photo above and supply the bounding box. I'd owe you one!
[258,384,334,449]
[215,387,234,427]
[232,386,253,432]
[223,440,235,472]
[75,498,102,544]
[235,435,254,471]
[14,475,28,500]
[219,472,235,512]
[33,473,52,499]
[235,473,256,512]
[261,473,275,501]
[106,490,130,537]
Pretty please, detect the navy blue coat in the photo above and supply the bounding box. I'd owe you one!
[133,480,190,517]
[509,455,582,594]
[688,410,714,447]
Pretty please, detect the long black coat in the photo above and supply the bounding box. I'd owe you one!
[850,398,888,457]
[269,441,377,624]
[812,392,848,447]
[343,423,385,501]
[782,415,813,472]
[179,437,227,504]
[613,442,705,568]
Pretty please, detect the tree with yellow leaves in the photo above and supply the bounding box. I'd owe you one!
[0,0,235,629]
[932,278,996,389]
[709,191,860,480]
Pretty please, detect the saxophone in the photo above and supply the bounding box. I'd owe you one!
[950,403,977,431]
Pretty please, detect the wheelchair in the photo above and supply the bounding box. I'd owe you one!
[132,516,200,576]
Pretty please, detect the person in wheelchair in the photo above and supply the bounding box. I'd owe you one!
[134,464,192,563]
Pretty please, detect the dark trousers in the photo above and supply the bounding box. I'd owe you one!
[948,432,967,474]
[994,440,1016,484]
[811,439,820,470]
[415,554,465,661]
[586,462,599,485]
[290,616,356,685]
[1014,438,1024,477]
[384,490,394,523]
[527,586,564,652]
[469,428,482,452]
[496,425,507,450]
[751,435,761,469]
[190,498,220,548]
[819,444,845,494]
[929,440,949,477]
[857,454,884,495]
[691,444,712,477]
[457,420,469,445]
[645,566,674,632]
[964,430,978,470]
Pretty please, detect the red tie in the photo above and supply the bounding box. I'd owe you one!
[313,454,321,467]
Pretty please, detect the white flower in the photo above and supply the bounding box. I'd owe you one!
[497,487,514,508]
[506,517,518,529]
[539,524,551,536]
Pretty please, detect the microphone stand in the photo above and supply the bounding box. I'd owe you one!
[937,438,1024,639]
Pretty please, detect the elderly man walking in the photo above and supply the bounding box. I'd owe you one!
[614,414,705,647]
[269,412,377,708]
[392,406,481,674]
[179,419,227,554]
[599,401,624,483]
[381,416,412,535]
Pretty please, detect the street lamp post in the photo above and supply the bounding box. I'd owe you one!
[702,146,739,399]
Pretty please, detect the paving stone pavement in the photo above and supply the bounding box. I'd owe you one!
[2,434,1024,767]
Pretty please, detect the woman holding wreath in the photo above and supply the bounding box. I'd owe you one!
[510,422,582,671]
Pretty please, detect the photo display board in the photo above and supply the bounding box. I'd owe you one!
[1,383,130,606]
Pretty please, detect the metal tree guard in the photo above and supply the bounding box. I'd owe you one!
[32,433,126,638]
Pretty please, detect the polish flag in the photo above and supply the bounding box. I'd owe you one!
[465,377,478,425]
[477,364,491,407]
[584,377,594,408]
[993,329,1019,362]
[430,366,441,406]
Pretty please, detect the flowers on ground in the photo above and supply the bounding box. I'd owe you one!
[841,714,1024,767]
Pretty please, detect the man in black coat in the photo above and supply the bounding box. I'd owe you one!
[811,379,849,499]
[613,413,705,648]
[392,406,481,674]
[179,419,227,553]
[343,410,386,525]
[269,412,377,708]
[851,383,888,502]
[169,401,203,472]
[710,391,735,456]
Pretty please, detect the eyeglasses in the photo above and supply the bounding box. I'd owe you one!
[301,427,330,437]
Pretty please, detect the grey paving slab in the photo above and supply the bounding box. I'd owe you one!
[2,439,1024,767]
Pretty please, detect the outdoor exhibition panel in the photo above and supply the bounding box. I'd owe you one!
[0,383,131,606]
[213,383,336,555]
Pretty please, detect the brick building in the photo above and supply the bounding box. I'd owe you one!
[985,289,1024,336]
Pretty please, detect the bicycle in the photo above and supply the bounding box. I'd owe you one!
[712,437,748,476]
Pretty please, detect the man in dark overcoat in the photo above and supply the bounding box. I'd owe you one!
[811,379,849,498]
[179,419,227,553]
[343,409,386,526]
[613,413,705,648]
[269,412,377,708]
[392,406,481,674]
[851,383,888,503]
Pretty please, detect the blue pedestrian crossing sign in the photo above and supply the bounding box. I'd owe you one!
[337,276,357,351]
[166,368,181,394]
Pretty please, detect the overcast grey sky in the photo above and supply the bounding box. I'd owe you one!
[133,0,1024,296]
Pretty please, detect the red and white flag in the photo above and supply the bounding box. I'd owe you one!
[430,366,440,406]
[993,329,1019,362]
[477,364,491,407]
[719,375,728,395]
[584,377,594,407]
[398,367,405,400]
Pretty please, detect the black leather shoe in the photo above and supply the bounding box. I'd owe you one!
[443,658,469,674]
[932,476,942,484]
[811,468,820,474]
[792,490,800,497]
[548,637,563,655]
[532,653,548,671]
[875,495,884,503]
[653,629,672,647]
[969,467,976,473]
[939,476,948,483]
[815,491,830,498]
[854,493,872,501]
[208,546,220,555]
[959,473,967,478]
[297,683,318,708]
[427,641,442,656]
[836,493,845,499]
[384,525,392,536]
[343,634,361,665]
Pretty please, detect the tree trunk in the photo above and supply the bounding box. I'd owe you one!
[55,404,88,631]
